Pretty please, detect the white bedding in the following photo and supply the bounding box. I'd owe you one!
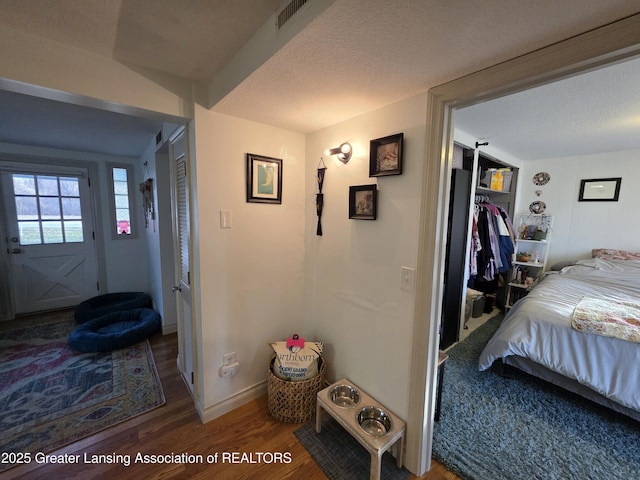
[478,258,640,413]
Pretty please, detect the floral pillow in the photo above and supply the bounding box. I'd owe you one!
[592,248,640,261]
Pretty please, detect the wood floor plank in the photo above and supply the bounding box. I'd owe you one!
[6,331,460,480]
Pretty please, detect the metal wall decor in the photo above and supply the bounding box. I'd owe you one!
[316,158,326,235]
[532,172,550,186]
[529,200,546,214]
[140,161,155,230]
[139,178,155,229]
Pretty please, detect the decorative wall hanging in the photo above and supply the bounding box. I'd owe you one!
[349,184,377,220]
[578,177,621,201]
[532,172,550,186]
[246,153,283,204]
[529,200,546,214]
[369,133,403,177]
[139,161,155,230]
[316,158,326,235]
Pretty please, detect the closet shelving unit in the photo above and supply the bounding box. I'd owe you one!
[470,151,519,312]
[506,214,553,309]
[441,145,519,350]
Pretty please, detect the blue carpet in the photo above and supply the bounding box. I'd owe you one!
[295,415,411,480]
[433,314,640,480]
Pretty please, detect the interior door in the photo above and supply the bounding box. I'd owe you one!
[170,129,196,394]
[0,165,100,314]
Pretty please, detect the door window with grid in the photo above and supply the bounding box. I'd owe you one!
[12,173,84,245]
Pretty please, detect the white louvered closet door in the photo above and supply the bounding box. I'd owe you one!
[176,152,190,286]
[170,129,195,394]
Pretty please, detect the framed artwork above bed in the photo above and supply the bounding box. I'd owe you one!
[578,177,621,202]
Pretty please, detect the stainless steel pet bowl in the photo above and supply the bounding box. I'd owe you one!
[328,384,361,408]
[357,406,392,436]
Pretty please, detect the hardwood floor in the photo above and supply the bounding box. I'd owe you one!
[8,332,460,480]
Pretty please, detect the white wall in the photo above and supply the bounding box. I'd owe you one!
[0,25,193,120]
[98,157,152,292]
[140,138,178,333]
[516,148,640,266]
[304,93,427,419]
[192,107,307,413]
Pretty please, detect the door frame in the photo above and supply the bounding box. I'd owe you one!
[406,14,640,475]
[0,155,106,319]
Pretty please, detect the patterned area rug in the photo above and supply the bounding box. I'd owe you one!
[433,314,640,480]
[295,415,411,480]
[0,316,165,470]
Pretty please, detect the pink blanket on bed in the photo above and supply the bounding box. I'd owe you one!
[571,295,640,343]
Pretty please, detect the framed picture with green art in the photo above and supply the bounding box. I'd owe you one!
[246,153,283,204]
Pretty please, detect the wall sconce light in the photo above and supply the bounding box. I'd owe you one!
[325,142,352,164]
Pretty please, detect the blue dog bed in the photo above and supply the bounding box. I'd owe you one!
[68,308,161,353]
[74,292,152,324]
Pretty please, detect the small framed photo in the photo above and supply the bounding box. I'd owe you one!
[246,153,282,204]
[349,184,377,220]
[369,133,403,177]
[578,177,621,201]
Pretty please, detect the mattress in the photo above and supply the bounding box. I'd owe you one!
[478,258,640,414]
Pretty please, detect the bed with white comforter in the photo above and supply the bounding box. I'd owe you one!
[479,257,640,417]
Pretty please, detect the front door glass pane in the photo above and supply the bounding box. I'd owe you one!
[42,221,63,244]
[12,174,83,245]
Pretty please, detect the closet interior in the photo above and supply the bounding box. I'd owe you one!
[440,144,519,349]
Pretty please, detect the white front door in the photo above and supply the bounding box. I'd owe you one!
[1,165,100,314]
[170,129,196,394]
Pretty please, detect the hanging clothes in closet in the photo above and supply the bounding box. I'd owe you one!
[468,196,515,292]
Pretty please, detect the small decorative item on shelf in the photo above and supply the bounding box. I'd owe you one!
[533,229,547,241]
[516,252,531,262]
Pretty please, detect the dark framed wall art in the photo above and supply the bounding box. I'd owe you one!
[349,184,377,220]
[578,177,621,201]
[246,153,283,204]
[369,132,403,177]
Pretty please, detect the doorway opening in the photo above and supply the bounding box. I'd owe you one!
[407,15,640,476]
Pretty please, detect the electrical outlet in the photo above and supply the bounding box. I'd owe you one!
[219,362,239,378]
[223,352,237,366]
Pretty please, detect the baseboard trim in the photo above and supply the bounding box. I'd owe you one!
[162,323,177,335]
[199,380,268,423]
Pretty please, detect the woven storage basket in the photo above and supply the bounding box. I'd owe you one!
[268,357,326,423]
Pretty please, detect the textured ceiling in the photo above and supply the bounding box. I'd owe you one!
[456,56,640,161]
[0,0,639,158]
[213,0,640,134]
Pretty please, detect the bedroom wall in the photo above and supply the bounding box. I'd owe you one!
[303,93,427,419]
[516,148,640,266]
[192,107,307,416]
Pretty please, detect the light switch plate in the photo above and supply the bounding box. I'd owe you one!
[400,266,415,292]
[220,210,232,228]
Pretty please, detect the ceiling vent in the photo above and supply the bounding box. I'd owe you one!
[277,0,308,29]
